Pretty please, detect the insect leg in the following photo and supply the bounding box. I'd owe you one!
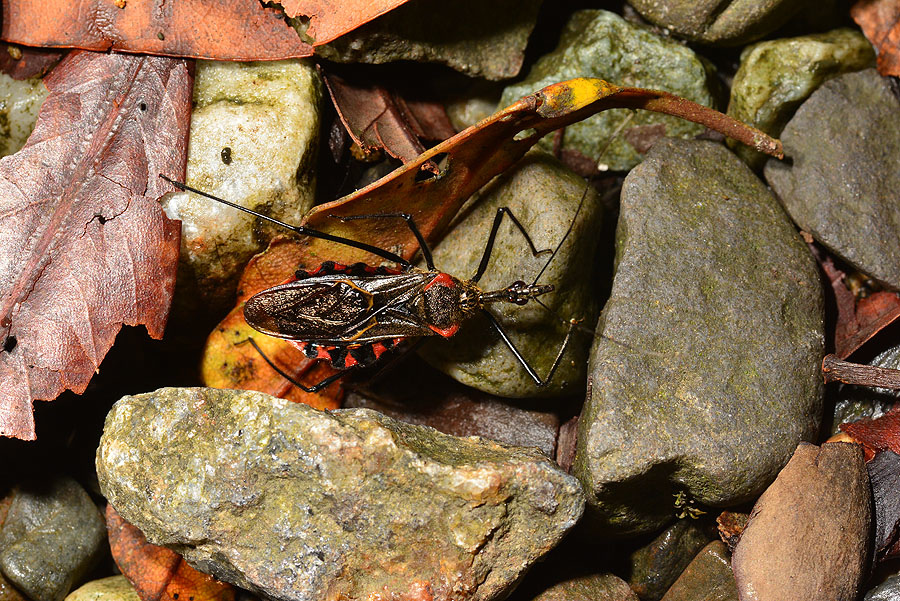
[471,208,552,284]
[159,175,411,267]
[246,338,349,393]
[330,212,436,270]
[480,309,576,387]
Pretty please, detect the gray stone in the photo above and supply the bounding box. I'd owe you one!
[574,138,824,536]
[627,0,812,46]
[728,29,875,168]
[627,519,714,601]
[417,151,603,398]
[500,10,716,172]
[0,73,47,159]
[310,0,541,80]
[660,541,738,601]
[161,59,321,315]
[732,442,870,601]
[865,574,900,601]
[64,577,139,601]
[764,69,900,290]
[0,477,106,601]
[97,387,584,601]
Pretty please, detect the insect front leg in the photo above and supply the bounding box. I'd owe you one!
[329,212,436,270]
[480,309,577,387]
[471,207,553,284]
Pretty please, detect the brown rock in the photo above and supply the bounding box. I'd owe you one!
[731,442,870,601]
[660,541,738,601]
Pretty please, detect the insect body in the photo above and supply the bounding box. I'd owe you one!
[161,176,579,393]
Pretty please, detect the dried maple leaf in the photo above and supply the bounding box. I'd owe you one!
[106,505,235,601]
[0,51,190,440]
[852,0,900,77]
[323,68,456,164]
[1,0,312,60]
[280,0,412,45]
[202,78,782,400]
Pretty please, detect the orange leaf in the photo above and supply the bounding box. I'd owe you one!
[852,0,900,77]
[1,0,312,60]
[106,505,236,601]
[281,0,412,45]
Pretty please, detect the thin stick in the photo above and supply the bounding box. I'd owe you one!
[822,354,900,389]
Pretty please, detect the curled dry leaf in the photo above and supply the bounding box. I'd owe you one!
[106,505,235,601]
[0,45,64,80]
[0,51,190,440]
[202,78,783,402]
[852,0,900,77]
[841,408,900,457]
[1,0,312,61]
[281,0,413,45]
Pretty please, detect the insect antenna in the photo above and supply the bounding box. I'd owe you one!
[530,185,591,287]
[159,174,412,267]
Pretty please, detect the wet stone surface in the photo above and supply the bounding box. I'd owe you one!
[865,574,900,601]
[574,138,824,536]
[626,519,716,601]
[96,387,585,601]
[312,0,541,80]
[418,150,603,398]
[727,28,874,168]
[161,59,321,316]
[764,69,900,290]
[732,442,870,601]
[0,477,106,601]
[659,541,738,601]
[627,0,813,46]
[500,10,716,172]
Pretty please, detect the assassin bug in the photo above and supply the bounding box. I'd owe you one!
[161,175,582,393]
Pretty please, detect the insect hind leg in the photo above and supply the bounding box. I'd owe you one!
[245,337,349,393]
[480,309,577,387]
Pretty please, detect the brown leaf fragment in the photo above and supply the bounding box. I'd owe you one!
[841,408,900,456]
[1,0,312,61]
[280,0,412,45]
[867,450,900,561]
[323,69,454,165]
[852,0,900,77]
[0,50,190,440]
[0,46,64,80]
[106,505,235,601]
[716,511,748,553]
[732,442,870,601]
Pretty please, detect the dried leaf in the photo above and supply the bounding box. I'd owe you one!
[716,511,748,553]
[0,45,64,80]
[106,505,235,601]
[852,0,900,77]
[841,408,900,456]
[1,0,312,61]
[0,51,190,440]
[867,450,900,561]
[203,78,782,401]
[280,0,412,45]
[323,68,455,164]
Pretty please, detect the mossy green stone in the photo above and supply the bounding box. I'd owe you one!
[97,387,584,601]
[727,29,875,168]
[418,151,603,398]
[764,69,900,290]
[500,10,716,172]
[161,59,321,315]
[574,138,824,536]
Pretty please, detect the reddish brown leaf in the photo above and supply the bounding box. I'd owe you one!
[106,505,235,601]
[280,0,412,45]
[852,0,900,77]
[1,0,312,61]
[323,69,455,164]
[841,408,900,456]
[203,78,783,400]
[815,246,900,359]
[0,51,189,440]
[0,45,64,80]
